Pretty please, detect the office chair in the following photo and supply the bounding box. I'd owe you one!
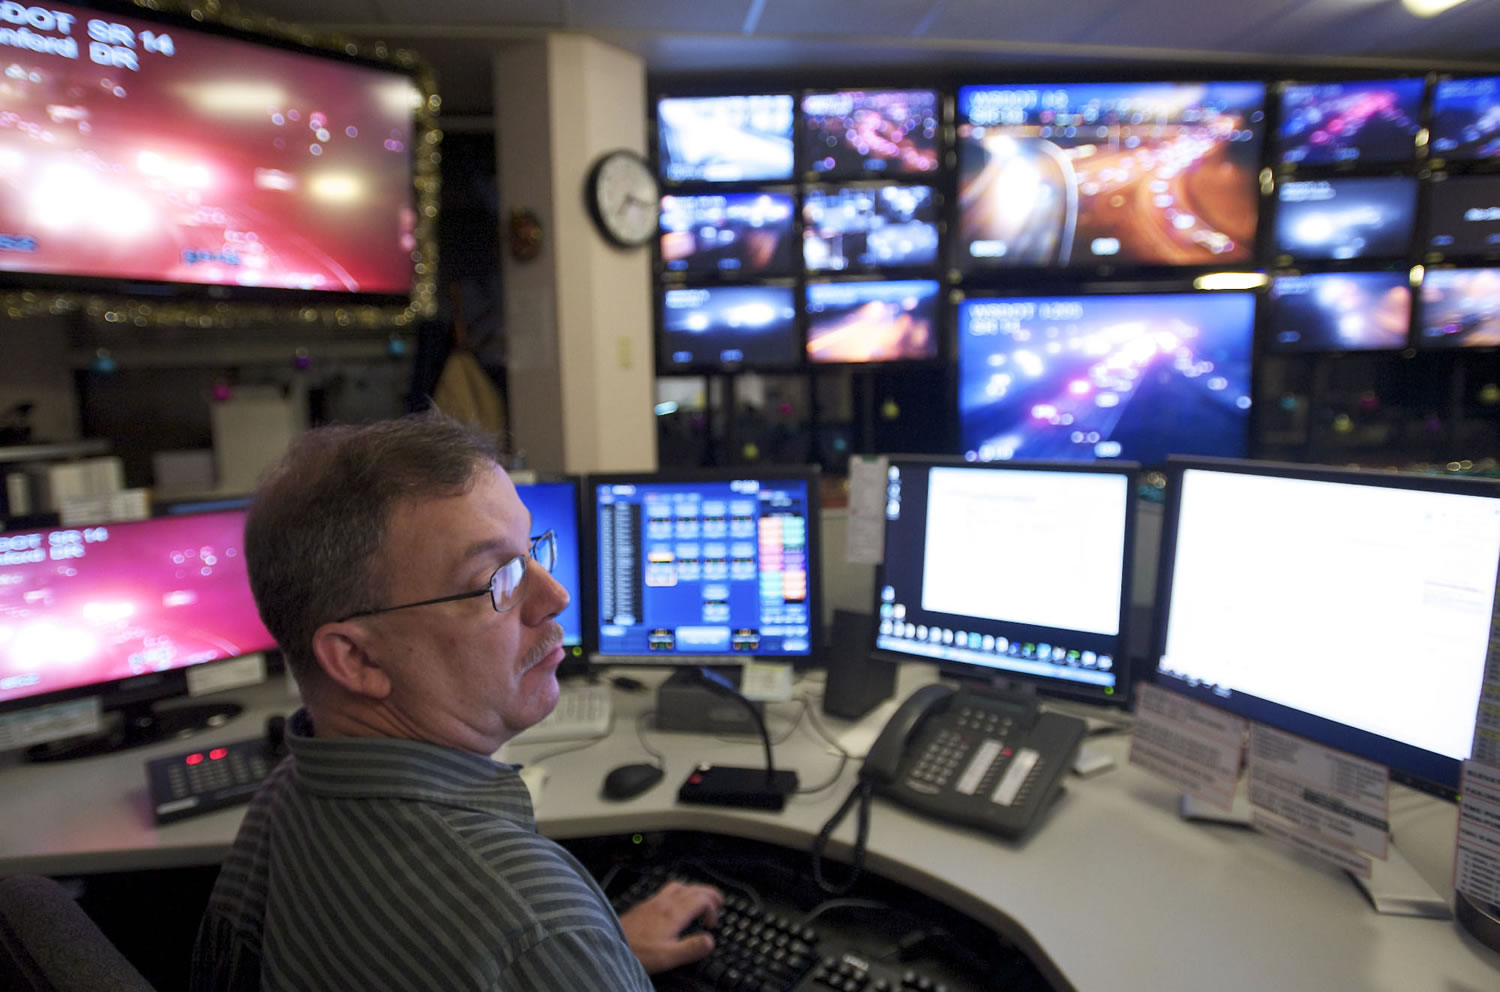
[0,874,156,992]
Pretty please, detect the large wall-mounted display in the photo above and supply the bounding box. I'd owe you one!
[0,0,429,313]
[649,71,1500,468]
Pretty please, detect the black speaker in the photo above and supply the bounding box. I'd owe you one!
[822,610,897,720]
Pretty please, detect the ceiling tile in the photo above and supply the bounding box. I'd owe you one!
[753,0,940,37]
[568,0,754,33]
[1073,0,1309,55]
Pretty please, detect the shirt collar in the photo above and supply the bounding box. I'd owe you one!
[285,708,535,827]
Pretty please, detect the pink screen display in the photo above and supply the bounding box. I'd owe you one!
[0,3,417,294]
[0,511,274,706]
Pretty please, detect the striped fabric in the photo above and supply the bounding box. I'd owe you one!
[189,709,652,992]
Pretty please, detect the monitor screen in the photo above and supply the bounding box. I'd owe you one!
[511,480,584,652]
[656,94,796,183]
[0,1,420,301]
[802,184,939,272]
[1274,177,1417,261]
[954,81,1265,269]
[1267,272,1412,352]
[659,284,801,371]
[1154,460,1500,796]
[588,470,820,663]
[1274,78,1424,167]
[805,279,941,364]
[800,89,941,177]
[1426,176,1500,259]
[957,292,1256,465]
[0,511,273,711]
[872,459,1136,704]
[1431,75,1500,163]
[659,192,798,276]
[1416,267,1500,349]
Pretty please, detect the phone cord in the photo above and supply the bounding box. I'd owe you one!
[811,779,874,895]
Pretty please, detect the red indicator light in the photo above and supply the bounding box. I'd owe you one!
[185,753,204,766]
[209,747,228,760]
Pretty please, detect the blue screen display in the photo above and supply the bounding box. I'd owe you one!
[1274,177,1417,261]
[1275,78,1424,166]
[957,293,1255,465]
[1267,272,1411,352]
[512,480,583,649]
[657,95,795,183]
[1430,75,1500,162]
[593,477,814,660]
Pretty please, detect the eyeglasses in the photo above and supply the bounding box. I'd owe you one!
[338,530,557,622]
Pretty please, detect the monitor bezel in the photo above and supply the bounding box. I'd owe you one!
[1150,455,1500,801]
[868,455,1140,707]
[583,465,824,667]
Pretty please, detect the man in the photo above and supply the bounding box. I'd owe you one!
[191,412,722,991]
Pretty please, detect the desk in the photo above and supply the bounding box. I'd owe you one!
[1,669,1497,992]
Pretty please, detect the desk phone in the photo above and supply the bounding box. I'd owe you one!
[862,683,1085,839]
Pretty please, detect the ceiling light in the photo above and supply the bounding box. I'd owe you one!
[1194,272,1269,291]
[1401,0,1470,17]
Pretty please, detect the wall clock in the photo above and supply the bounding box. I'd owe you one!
[585,149,659,248]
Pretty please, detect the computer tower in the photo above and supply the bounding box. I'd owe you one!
[822,610,897,720]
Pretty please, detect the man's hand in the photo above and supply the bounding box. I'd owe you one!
[617,880,725,974]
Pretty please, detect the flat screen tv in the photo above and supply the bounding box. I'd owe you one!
[1266,272,1411,352]
[800,89,941,178]
[1426,176,1500,259]
[954,81,1265,270]
[658,192,798,276]
[1273,177,1417,261]
[656,94,796,184]
[802,184,939,272]
[1416,267,1500,349]
[804,279,942,364]
[957,292,1256,465]
[1430,75,1500,163]
[658,284,801,371]
[0,1,424,305]
[1275,78,1424,167]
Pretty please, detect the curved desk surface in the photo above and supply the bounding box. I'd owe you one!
[1,668,1496,992]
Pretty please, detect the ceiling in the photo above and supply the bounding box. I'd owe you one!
[235,0,1500,118]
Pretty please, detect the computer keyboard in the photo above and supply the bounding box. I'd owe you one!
[512,682,613,743]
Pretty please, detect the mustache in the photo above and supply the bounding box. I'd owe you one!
[522,622,566,668]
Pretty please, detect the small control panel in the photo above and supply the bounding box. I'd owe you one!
[145,716,286,824]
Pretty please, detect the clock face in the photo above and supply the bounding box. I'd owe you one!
[588,150,659,248]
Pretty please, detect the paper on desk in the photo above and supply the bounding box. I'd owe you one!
[1455,760,1500,906]
[1128,681,1245,810]
[845,455,889,565]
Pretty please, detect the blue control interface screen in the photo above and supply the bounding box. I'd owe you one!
[594,478,813,659]
[513,480,583,649]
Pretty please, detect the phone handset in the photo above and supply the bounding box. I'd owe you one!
[860,682,955,784]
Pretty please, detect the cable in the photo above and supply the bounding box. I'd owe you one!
[634,709,667,768]
[793,749,849,796]
[810,779,874,895]
[795,897,886,928]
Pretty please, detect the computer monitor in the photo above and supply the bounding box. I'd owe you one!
[1273,177,1417,262]
[659,191,799,276]
[656,94,796,184]
[954,80,1265,270]
[511,479,585,660]
[956,291,1256,465]
[801,184,940,272]
[870,458,1137,705]
[804,278,942,364]
[0,509,275,757]
[1153,458,1500,798]
[586,468,821,664]
[1274,78,1425,167]
[657,284,802,372]
[1415,267,1500,349]
[799,89,941,178]
[1430,75,1500,163]
[1266,272,1412,352]
[1426,175,1500,260]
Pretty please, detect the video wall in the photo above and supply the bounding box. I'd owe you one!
[650,74,1500,466]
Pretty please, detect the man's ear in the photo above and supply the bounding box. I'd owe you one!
[310,621,394,700]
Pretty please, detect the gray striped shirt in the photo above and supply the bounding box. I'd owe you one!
[190,709,652,992]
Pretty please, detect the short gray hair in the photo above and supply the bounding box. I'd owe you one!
[244,411,502,687]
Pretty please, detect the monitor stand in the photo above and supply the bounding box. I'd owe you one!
[1179,790,1451,919]
[25,697,244,762]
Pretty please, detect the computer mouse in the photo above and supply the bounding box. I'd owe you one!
[601,762,664,801]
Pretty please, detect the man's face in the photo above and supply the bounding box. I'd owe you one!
[363,463,569,752]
